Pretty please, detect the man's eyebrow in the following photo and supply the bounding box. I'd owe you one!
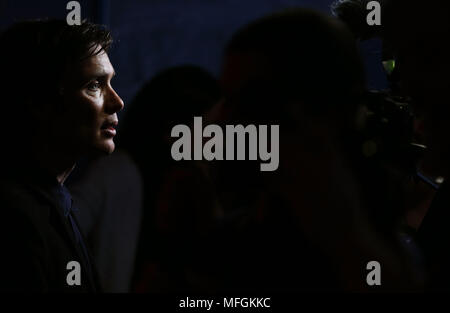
[87,70,116,79]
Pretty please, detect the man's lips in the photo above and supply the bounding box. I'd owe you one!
[101,120,118,130]
[101,120,118,136]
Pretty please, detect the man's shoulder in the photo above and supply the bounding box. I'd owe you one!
[0,178,52,228]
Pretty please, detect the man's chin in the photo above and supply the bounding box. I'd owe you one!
[92,140,115,155]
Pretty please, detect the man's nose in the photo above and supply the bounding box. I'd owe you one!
[106,86,124,113]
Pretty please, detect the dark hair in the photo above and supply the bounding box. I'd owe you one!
[331,0,367,38]
[0,19,113,158]
[0,19,112,107]
[331,0,385,40]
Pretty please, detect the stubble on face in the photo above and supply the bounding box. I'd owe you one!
[56,48,123,158]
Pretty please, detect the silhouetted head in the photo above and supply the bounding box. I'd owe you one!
[222,8,364,129]
[218,8,365,204]
[0,19,124,168]
[118,65,222,166]
[331,0,385,40]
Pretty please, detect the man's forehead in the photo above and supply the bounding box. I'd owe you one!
[62,50,115,87]
[79,50,115,77]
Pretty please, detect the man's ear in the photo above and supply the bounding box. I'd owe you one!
[26,92,62,122]
[54,87,67,114]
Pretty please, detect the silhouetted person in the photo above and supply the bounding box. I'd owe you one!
[116,65,223,292]
[385,0,450,290]
[332,0,429,282]
[0,20,124,292]
[215,8,418,291]
[67,150,143,292]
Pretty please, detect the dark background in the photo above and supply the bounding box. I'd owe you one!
[0,0,387,106]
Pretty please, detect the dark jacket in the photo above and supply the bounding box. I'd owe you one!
[0,170,100,292]
[417,181,450,290]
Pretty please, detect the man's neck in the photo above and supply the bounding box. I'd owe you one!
[31,140,79,185]
[56,164,76,185]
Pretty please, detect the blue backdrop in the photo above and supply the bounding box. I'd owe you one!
[0,0,386,106]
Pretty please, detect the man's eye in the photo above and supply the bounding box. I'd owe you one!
[87,81,101,91]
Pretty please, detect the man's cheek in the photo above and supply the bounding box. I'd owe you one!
[73,123,97,146]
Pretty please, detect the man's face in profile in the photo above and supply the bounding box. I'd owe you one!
[56,47,124,156]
